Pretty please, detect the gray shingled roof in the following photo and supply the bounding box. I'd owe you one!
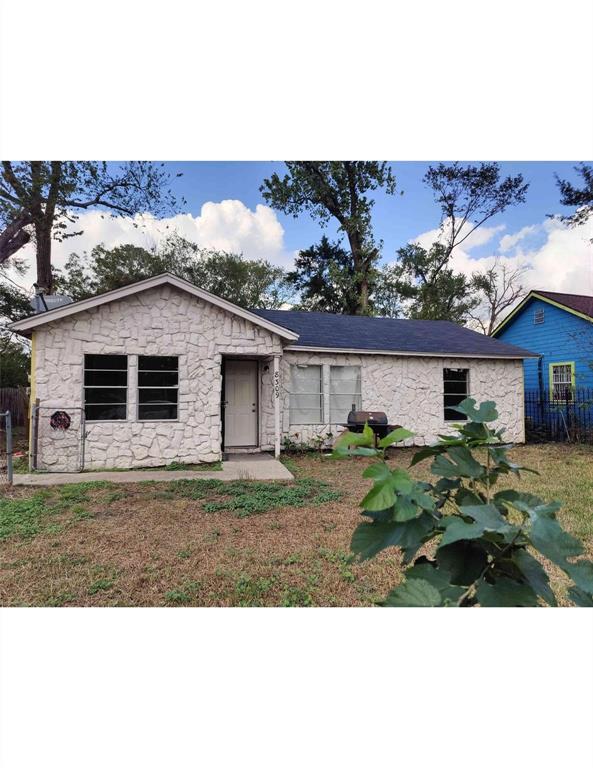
[251,309,538,358]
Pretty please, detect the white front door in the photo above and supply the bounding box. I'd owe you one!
[224,359,258,447]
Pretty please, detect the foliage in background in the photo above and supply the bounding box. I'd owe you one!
[390,162,529,324]
[261,161,397,315]
[54,233,292,309]
[468,257,529,335]
[333,398,593,606]
[0,161,182,292]
[0,334,30,386]
[556,163,593,234]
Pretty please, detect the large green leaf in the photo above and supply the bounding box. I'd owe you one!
[409,445,442,467]
[405,562,466,604]
[360,467,413,512]
[565,560,593,594]
[439,518,486,547]
[362,462,392,481]
[512,549,557,606]
[460,504,511,532]
[530,516,584,567]
[378,427,414,449]
[451,398,498,423]
[568,586,593,607]
[360,481,396,512]
[384,578,442,607]
[332,425,375,456]
[431,446,484,479]
[436,541,488,586]
[351,522,403,560]
[476,577,539,607]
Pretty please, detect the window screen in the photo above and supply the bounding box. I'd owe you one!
[443,368,469,421]
[330,366,361,422]
[290,365,322,424]
[138,355,179,420]
[84,354,128,421]
[551,363,573,401]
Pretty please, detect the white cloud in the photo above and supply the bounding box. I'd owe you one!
[499,224,538,252]
[403,216,593,297]
[412,219,505,253]
[5,200,294,290]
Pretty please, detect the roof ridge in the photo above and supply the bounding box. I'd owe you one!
[535,289,593,300]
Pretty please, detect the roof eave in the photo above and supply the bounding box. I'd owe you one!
[492,290,593,336]
[285,344,537,359]
[8,273,299,342]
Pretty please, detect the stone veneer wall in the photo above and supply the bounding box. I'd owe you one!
[279,351,525,447]
[33,285,284,470]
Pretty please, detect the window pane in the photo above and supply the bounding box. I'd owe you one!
[84,387,127,404]
[85,403,126,421]
[290,365,322,423]
[139,355,178,371]
[138,370,178,387]
[330,366,361,395]
[138,388,178,405]
[443,369,468,421]
[84,369,127,387]
[85,354,127,370]
[330,393,362,422]
[138,403,177,420]
[443,379,468,395]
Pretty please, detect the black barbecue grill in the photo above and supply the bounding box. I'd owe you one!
[343,406,401,445]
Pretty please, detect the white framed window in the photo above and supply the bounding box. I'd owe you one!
[84,354,128,421]
[138,355,179,420]
[290,364,323,424]
[443,368,469,421]
[533,308,545,324]
[330,365,362,422]
[549,362,574,402]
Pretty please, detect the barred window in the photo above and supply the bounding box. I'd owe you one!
[138,356,179,420]
[443,368,469,421]
[84,354,128,421]
[330,366,361,422]
[550,363,574,402]
[290,365,323,424]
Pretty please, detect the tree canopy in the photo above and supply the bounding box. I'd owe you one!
[261,162,397,314]
[0,161,183,292]
[53,235,291,310]
[556,163,593,232]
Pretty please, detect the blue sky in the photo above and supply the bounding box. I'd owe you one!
[10,161,593,298]
[161,161,584,265]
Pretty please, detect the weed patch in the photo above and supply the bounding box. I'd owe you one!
[202,478,340,517]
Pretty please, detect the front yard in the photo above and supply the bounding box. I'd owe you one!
[1,444,592,606]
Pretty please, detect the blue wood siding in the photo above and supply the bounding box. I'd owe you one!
[496,298,593,391]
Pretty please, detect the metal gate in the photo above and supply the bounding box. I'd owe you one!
[0,410,13,484]
[31,404,85,472]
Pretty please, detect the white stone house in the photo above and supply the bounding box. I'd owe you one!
[10,273,537,471]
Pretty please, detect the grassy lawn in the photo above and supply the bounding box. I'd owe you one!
[1,443,592,606]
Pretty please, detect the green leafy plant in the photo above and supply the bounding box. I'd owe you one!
[332,398,593,606]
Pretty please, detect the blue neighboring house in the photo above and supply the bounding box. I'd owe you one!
[492,290,593,398]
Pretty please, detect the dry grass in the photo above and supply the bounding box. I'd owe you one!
[1,443,592,606]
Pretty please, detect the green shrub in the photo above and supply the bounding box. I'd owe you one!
[333,398,593,607]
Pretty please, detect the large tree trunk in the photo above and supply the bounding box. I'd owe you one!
[34,220,53,293]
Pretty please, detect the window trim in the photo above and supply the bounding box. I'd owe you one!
[137,355,180,422]
[83,354,128,422]
[289,363,323,425]
[329,365,362,423]
[443,367,470,422]
[548,361,575,403]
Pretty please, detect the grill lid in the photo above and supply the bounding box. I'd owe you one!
[347,409,388,426]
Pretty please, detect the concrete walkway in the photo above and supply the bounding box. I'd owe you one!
[12,454,293,487]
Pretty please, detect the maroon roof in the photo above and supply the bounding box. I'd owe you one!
[536,290,593,320]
